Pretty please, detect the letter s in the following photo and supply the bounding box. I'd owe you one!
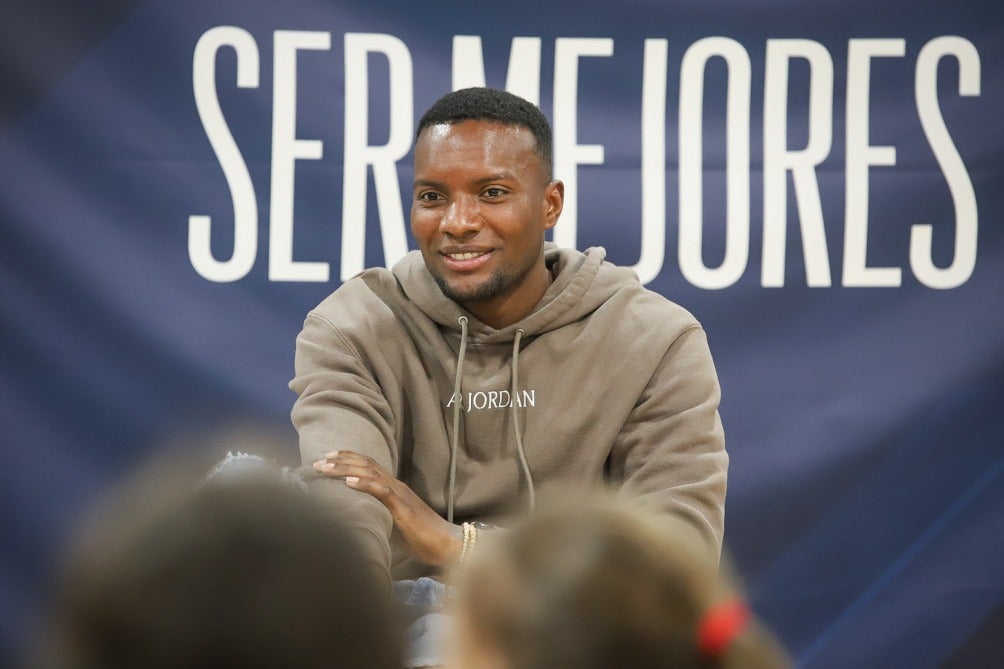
[911,36,980,289]
[189,26,259,282]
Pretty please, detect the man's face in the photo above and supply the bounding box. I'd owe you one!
[411,120,562,324]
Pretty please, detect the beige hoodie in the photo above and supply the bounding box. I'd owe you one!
[290,245,727,579]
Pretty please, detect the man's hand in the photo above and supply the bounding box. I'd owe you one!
[313,451,462,567]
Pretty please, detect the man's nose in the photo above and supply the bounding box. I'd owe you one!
[439,198,481,237]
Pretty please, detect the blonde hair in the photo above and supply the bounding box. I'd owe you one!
[452,499,789,669]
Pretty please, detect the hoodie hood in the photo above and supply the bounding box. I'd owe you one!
[391,244,639,343]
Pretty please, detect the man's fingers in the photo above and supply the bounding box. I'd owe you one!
[312,461,401,503]
[313,461,387,483]
[345,476,395,503]
[312,451,376,472]
[315,450,382,471]
[311,453,421,526]
[321,450,372,465]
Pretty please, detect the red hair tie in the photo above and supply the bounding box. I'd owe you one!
[696,597,750,659]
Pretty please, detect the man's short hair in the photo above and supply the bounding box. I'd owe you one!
[416,87,553,179]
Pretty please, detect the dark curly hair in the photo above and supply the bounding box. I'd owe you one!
[416,87,553,179]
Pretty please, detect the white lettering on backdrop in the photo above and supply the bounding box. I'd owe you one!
[189,30,981,289]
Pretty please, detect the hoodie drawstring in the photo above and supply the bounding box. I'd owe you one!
[511,328,535,513]
[446,319,536,524]
[447,316,469,524]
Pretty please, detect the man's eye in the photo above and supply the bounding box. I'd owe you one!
[483,187,506,198]
[418,191,443,202]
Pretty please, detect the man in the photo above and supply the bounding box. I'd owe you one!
[292,87,727,582]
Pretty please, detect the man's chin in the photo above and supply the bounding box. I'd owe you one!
[432,272,503,306]
[439,282,487,305]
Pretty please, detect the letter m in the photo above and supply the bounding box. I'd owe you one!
[451,36,542,104]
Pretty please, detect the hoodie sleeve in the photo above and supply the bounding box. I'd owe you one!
[289,311,397,582]
[609,324,728,562]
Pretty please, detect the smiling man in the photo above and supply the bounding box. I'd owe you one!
[410,117,562,329]
[291,88,727,589]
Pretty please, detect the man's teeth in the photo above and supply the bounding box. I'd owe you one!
[448,252,485,260]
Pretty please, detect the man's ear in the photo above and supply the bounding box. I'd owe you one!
[543,180,564,230]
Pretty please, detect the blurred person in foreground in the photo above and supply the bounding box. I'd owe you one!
[32,463,402,669]
[450,497,790,669]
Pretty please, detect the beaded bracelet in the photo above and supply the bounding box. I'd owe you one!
[459,521,478,563]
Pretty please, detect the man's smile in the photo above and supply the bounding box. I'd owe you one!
[440,248,494,271]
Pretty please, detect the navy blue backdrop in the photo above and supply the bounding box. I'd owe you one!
[2,1,1002,666]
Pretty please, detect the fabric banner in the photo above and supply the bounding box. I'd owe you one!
[2,1,1002,666]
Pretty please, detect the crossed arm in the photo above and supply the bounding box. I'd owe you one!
[295,311,726,571]
[312,450,462,566]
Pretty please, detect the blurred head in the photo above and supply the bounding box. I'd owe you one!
[42,473,401,669]
[450,500,789,669]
